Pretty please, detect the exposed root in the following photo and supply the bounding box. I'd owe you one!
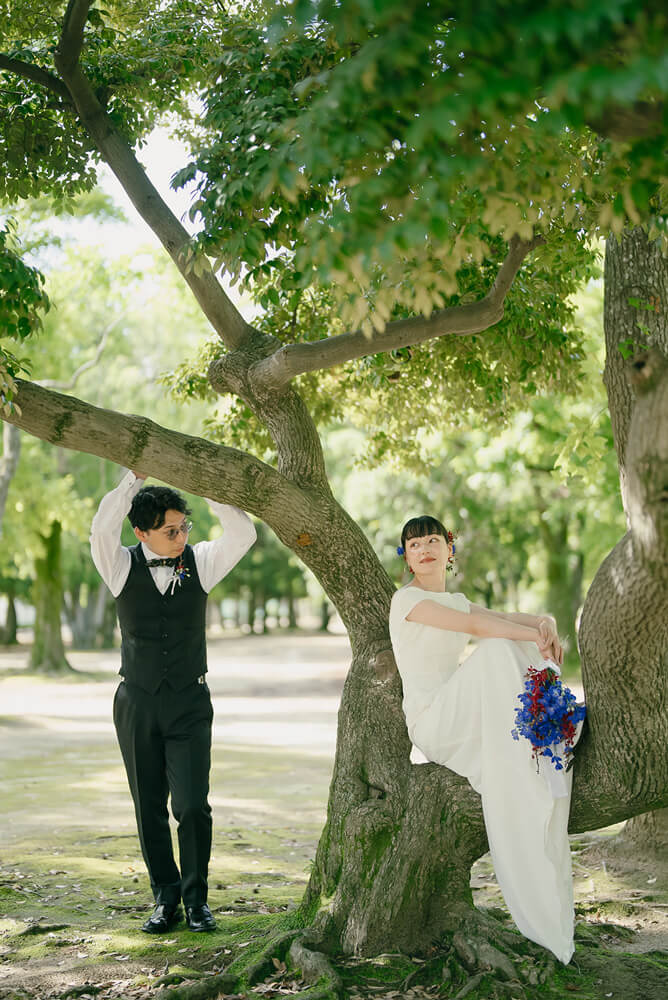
[452,930,518,981]
[152,971,204,988]
[151,971,238,1000]
[243,927,304,985]
[288,937,344,998]
[391,906,560,1000]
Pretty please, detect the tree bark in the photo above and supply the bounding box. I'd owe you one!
[30,520,74,674]
[603,228,668,514]
[574,228,668,831]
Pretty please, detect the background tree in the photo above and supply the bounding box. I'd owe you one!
[0,1,666,994]
[210,521,308,633]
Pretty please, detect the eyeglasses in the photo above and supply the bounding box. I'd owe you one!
[161,520,193,541]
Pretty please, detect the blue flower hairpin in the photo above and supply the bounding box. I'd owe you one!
[396,546,405,556]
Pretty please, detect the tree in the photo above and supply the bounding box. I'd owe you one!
[0,1,666,994]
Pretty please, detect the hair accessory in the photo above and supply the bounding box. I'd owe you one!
[396,546,405,556]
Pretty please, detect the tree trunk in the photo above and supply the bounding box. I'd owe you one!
[575,228,668,830]
[65,580,115,649]
[319,598,332,632]
[287,586,298,630]
[99,588,117,648]
[30,520,74,674]
[618,807,668,855]
[0,592,18,645]
[538,511,582,662]
[0,423,21,531]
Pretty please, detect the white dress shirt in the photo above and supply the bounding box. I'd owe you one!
[90,471,256,597]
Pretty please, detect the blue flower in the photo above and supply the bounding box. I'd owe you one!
[511,665,586,774]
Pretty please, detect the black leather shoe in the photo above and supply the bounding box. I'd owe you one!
[141,902,183,934]
[186,903,216,932]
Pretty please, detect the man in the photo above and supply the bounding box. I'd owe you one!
[90,469,256,934]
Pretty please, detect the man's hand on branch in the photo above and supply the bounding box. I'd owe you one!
[132,470,148,480]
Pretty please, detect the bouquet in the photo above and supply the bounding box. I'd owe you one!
[511,663,586,772]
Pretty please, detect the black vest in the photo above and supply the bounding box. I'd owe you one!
[115,544,208,694]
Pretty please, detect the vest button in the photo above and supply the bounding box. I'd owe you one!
[162,650,168,656]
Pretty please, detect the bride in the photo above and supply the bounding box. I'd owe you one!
[389,515,578,964]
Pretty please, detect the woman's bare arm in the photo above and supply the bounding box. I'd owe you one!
[468,603,563,663]
[468,603,555,630]
[406,600,542,645]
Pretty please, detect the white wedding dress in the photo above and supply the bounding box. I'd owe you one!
[389,586,575,965]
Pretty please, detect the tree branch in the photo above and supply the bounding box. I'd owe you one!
[0,53,73,103]
[56,0,92,76]
[0,379,294,518]
[250,235,544,391]
[51,2,251,350]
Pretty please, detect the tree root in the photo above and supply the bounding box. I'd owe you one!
[152,971,205,988]
[393,908,559,1000]
[243,927,304,985]
[288,937,344,998]
[151,971,238,1000]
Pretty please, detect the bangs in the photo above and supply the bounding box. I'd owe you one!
[402,515,448,544]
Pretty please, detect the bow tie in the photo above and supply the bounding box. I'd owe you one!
[146,557,180,568]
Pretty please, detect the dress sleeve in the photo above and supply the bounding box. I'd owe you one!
[449,592,471,614]
[390,588,471,630]
[390,587,430,624]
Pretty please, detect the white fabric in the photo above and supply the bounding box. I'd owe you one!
[389,585,575,965]
[90,470,257,597]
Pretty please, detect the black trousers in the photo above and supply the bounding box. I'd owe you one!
[113,677,213,908]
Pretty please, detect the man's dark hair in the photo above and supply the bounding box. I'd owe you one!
[129,486,191,531]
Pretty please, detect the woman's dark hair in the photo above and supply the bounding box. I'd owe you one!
[401,515,450,551]
[129,486,191,531]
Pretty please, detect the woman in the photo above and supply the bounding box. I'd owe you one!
[389,515,578,965]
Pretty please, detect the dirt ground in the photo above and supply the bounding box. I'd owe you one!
[0,633,666,1000]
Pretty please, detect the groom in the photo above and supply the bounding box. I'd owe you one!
[90,469,256,933]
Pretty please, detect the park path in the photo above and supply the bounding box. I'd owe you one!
[0,632,351,756]
[0,633,352,844]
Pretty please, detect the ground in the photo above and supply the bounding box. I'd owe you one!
[0,634,666,1000]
